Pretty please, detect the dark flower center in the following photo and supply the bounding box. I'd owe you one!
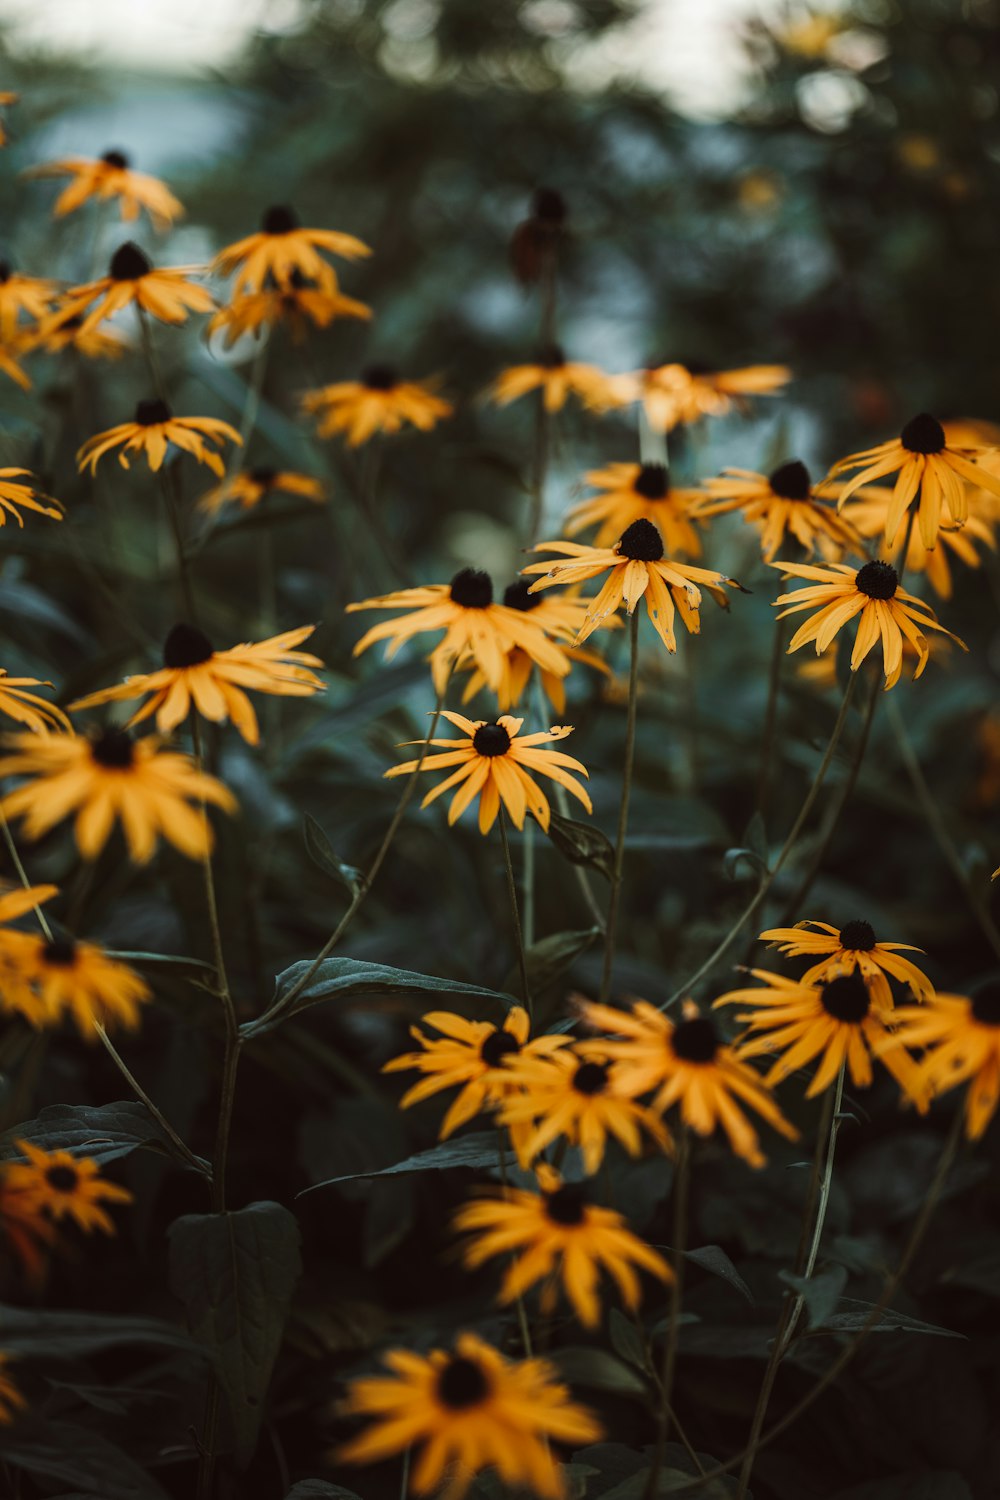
[109,241,152,281]
[361,364,399,391]
[46,1165,79,1192]
[900,413,945,455]
[135,398,172,426]
[41,938,78,968]
[480,1028,520,1066]
[249,466,277,486]
[436,1355,490,1410]
[101,149,129,169]
[163,623,214,669]
[769,460,812,500]
[472,723,511,758]
[449,568,493,609]
[262,204,299,234]
[537,343,565,368]
[90,729,135,769]
[617,518,664,562]
[839,920,876,952]
[970,983,1000,1027]
[572,1061,609,1096]
[633,463,670,500]
[820,973,870,1023]
[532,187,567,224]
[671,1017,719,1063]
[0,260,10,283]
[855,560,898,600]
[544,1184,587,1226]
[502,579,541,612]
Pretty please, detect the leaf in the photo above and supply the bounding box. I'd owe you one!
[780,1264,847,1329]
[105,949,215,979]
[548,1346,649,1398]
[722,845,767,882]
[600,1463,737,1500]
[299,1129,514,1194]
[0,1420,170,1499]
[286,1486,365,1500]
[246,958,515,1037]
[0,1100,209,1172]
[0,1304,199,1359]
[608,1308,648,1370]
[302,813,365,896]
[810,1298,963,1338]
[506,928,600,997]
[168,1200,302,1468]
[546,811,615,881]
[683,1245,755,1305]
[830,1474,973,1500]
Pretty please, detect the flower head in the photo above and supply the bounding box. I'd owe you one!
[758,919,933,1010]
[565,462,705,555]
[454,1162,670,1327]
[457,582,611,715]
[0,1171,54,1282]
[208,275,371,346]
[2,933,151,1037]
[0,729,236,864]
[695,461,863,562]
[48,242,213,336]
[37,311,129,360]
[844,487,997,600]
[5,1141,132,1233]
[772,558,966,689]
[212,204,371,295]
[198,466,325,516]
[302,364,452,446]
[26,150,184,229]
[0,470,62,528]
[886,983,1000,1138]
[0,885,60,1027]
[339,1331,601,1498]
[0,262,57,338]
[77,399,241,477]
[595,361,791,432]
[487,346,619,414]
[0,670,69,732]
[386,711,590,835]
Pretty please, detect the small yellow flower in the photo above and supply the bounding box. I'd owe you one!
[47,242,213,337]
[487,345,620,414]
[565,461,705,556]
[303,364,452,446]
[77,400,241,478]
[0,670,69,732]
[209,276,371,346]
[594,361,791,432]
[758,918,934,1010]
[26,149,183,229]
[212,204,371,294]
[198,466,325,515]
[0,470,62,528]
[695,461,863,563]
[886,985,1000,1139]
[0,930,151,1037]
[5,1142,132,1234]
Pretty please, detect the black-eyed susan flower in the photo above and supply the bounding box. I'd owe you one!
[887,983,1000,1139]
[50,242,213,336]
[0,90,18,148]
[458,582,611,715]
[0,263,56,337]
[339,1331,601,1499]
[498,1048,671,1175]
[0,470,62,528]
[0,338,31,391]
[715,969,929,1105]
[695,461,863,563]
[302,364,453,446]
[828,413,1000,548]
[382,1005,569,1141]
[597,361,791,432]
[198,466,325,516]
[453,1162,670,1328]
[0,728,236,864]
[772,557,965,690]
[487,345,619,414]
[758,919,933,1010]
[0,885,59,1027]
[0,1174,54,1281]
[348,568,570,695]
[26,150,183,229]
[524,519,745,654]
[5,1142,131,1233]
[385,711,590,836]
[77,399,241,478]
[0,1355,25,1423]
[70,624,324,745]
[576,998,797,1169]
[212,204,371,295]
[208,275,371,346]
[844,489,997,601]
[37,312,128,360]
[3,933,151,1037]
[564,461,705,556]
[0,671,69,732]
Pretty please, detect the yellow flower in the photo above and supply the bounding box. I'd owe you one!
[715,969,929,1105]
[212,204,371,294]
[208,275,371,346]
[198,466,325,516]
[0,1354,26,1423]
[36,312,129,360]
[386,710,590,835]
[524,520,745,653]
[457,582,611,715]
[77,400,241,478]
[26,150,184,229]
[0,262,56,338]
[347,568,571,696]
[0,884,60,1027]
[886,985,1000,1139]
[772,558,965,689]
[0,90,19,148]
[0,728,236,864]
[0,469,62,528]
[339,1331,601,1498]
[70,624,324,745]
[695,462,864,563]
[2,931,151,1037]
[5,1141,132,1234]
[0,1173,54,1281]
[758,919,934,1010]
[595,361,791,432]
[0,339,31,391]
[576,998,797,1169]
[843,488,997,600]
[827,413,1000,548]
[303,364,453,446]
[453,1163,671,1328]
[565,462,705,556]
[487,345,620,414]
[0,670,69,732]
[48,242,213,336]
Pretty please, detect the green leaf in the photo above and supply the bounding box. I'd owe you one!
[0,1304,199,1359]
[168,1200,302,1468]
[546,811,615,881]
[0,1101,209,1172]
[548,1346,649,1398]
[683,1245,755,1305]
[608,1309,649,1370]
[601,1468,737,1500]
[0,1420,170,1499]
[779,1265,848,1329]
[811,1298,963,1338]
[302,813,365,896]
[505,928,600,997]
[247,958,516,1036]
[286,1486,365,1500]
[105,949,215,979]
[722,845,767,882]
[299,1129,514,1194]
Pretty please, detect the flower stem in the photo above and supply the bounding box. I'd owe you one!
[755,617,787,818]
[643,1128,691,1500]
[0,808,52,939]
[527,254,557,544]
[495,1126,533,1356]
[136,306,199,622]
[94,1024,210,1179]
[600,608,640,1003]
[499,807,532,1016]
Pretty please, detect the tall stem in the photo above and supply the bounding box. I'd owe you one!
[600,608,640,1003]
[495,1126,533,1356]
[137,306,198,621]
[756,618,787,817]
[0,808,52,939]
[498,807,532,1015]
[527,253,557,544]
[94,1024,210,1179]
[644,1130,691,1500]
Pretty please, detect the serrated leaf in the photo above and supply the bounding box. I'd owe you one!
[168,1200,302,1468]
[780,1264,847,1329]
[299,1129,514,1194]
[809,1297,963,1338]
[683,1245,754,1305]
[546,811,615,881]
[548,1346,649,1398]
[0,1304,199,1359]
[0,1420,170,1499]
[0,1100,209,1172]
[302,813,365,896]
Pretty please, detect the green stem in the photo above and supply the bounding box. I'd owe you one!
[496,1126,533,1356]
[527,253,557,544]
[755,618,787,818]
[0,808,52,939]
[600,608,640,1003]
[644,1130,691,1500]
[499,807,532,1015]
[94,1024,210,1179]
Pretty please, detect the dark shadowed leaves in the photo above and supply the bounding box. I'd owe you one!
[0,1419,170,1499]
[0,1101,209,1173]
[546,810,616,880]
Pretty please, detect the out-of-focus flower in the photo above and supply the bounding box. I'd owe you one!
[213,204,370,295]
[487,346,619,414]
[565,462,704,555]
[47,242,213,336]
[696,461,863,562]
[26,149,183,229]
[303,365,452,445]
[198,467,326,515]
[77,401,241,478]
